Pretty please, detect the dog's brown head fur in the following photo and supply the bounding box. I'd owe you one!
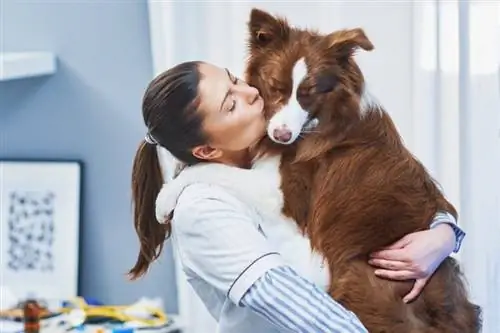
[245,9,374,161]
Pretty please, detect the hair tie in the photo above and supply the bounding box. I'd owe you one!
[144,132,158,145]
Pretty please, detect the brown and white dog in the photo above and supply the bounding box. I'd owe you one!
[156,8,481,333]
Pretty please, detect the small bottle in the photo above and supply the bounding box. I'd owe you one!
[23,299,41,333]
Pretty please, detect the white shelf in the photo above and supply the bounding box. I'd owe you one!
[0,52,57,81]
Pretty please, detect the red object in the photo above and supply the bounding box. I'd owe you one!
[23,300,41,333]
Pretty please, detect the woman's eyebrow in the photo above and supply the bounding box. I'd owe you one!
[224,68,232,80]
[219,68,232,111]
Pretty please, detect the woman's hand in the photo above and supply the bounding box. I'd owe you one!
[368,224,456,303]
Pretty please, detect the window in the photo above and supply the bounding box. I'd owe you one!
[419,1,500,75]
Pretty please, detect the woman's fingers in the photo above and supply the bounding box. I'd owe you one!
[373,269,416,281]
[368,258,410,270]
[403,278,428,303]
[380,235,412,250]
[370,248,411,262]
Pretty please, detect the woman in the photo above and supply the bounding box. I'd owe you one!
[129,61,465,333]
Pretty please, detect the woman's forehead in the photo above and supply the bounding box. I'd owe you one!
[198,63,229,115]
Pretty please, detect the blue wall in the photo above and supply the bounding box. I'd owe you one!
[0,0,178,312]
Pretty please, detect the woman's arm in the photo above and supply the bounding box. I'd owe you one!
[429,210,465,253]
[369,210,466,303]
[241,265,368,333]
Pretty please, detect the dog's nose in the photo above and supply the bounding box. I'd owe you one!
[272,126,292,143]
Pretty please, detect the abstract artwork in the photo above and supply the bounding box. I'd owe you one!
[7,190,56,272]
[0,160,81,301]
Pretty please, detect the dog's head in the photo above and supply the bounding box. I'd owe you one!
[245,9,374,157]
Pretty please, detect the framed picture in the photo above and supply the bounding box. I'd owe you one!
[0,159,82,301]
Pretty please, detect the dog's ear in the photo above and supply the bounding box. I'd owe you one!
[248,8,289,47]
[327,28,374,58]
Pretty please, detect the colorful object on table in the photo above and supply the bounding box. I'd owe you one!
[23,299,41,333]
[60,297,169,328]
[0,299,59,321]
[0,296,173,332]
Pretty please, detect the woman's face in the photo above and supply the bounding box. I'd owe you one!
[196,62,267,156]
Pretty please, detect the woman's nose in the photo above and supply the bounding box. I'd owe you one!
[240,85,260,104]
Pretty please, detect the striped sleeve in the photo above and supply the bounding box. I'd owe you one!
[429,210,466,253]
[240,265,368,333]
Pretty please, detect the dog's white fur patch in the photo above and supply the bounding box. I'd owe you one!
[267,58,310,144]
[292,58,308,85]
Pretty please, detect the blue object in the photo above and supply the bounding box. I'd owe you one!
[61,297,104,308]
[111,328,134,333]
[82,297,104,306]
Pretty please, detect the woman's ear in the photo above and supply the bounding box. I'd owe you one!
[191,145,223,161]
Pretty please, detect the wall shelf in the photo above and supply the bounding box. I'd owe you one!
[0,52,57,81]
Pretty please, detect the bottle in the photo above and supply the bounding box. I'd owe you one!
[23,299,41,333]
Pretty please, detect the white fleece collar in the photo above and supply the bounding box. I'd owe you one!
[155,157,284,224]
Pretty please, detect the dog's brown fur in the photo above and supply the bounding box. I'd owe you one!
[245,8,481,333]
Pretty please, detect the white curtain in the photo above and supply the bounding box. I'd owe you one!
[411,2,500,332]
[146,1,500,332]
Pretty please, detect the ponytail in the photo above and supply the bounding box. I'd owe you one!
[129,60,205,278]
[128,140,171,280]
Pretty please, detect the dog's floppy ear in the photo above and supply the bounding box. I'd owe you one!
[248,8,289,47]
[327,28,374,58]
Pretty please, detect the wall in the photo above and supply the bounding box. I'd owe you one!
[0,0,178,312]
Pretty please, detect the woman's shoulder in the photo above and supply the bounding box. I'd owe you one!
[177,182,242,205]
[174,183,258,223]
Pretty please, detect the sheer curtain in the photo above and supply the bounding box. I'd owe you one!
[146,1,499,332]
[412,2,500,331]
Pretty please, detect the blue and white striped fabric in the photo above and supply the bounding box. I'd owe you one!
[241,265,369,333]
[430,211,465,253]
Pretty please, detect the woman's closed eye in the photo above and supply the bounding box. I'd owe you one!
[228,99,236,112]
[224,68,240,113]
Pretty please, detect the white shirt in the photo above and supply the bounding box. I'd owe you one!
[171,182,286,333]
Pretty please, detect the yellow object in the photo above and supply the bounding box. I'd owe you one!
[59,297,169,327]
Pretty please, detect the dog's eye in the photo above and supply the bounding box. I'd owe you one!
[315,74,338,94]
[268,78,289,95]
[297,85,314,98]
[270,86,288,95]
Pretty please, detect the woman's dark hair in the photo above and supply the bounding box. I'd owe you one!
[129,61,207,279]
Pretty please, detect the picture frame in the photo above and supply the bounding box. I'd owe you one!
[0,159,82,302]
